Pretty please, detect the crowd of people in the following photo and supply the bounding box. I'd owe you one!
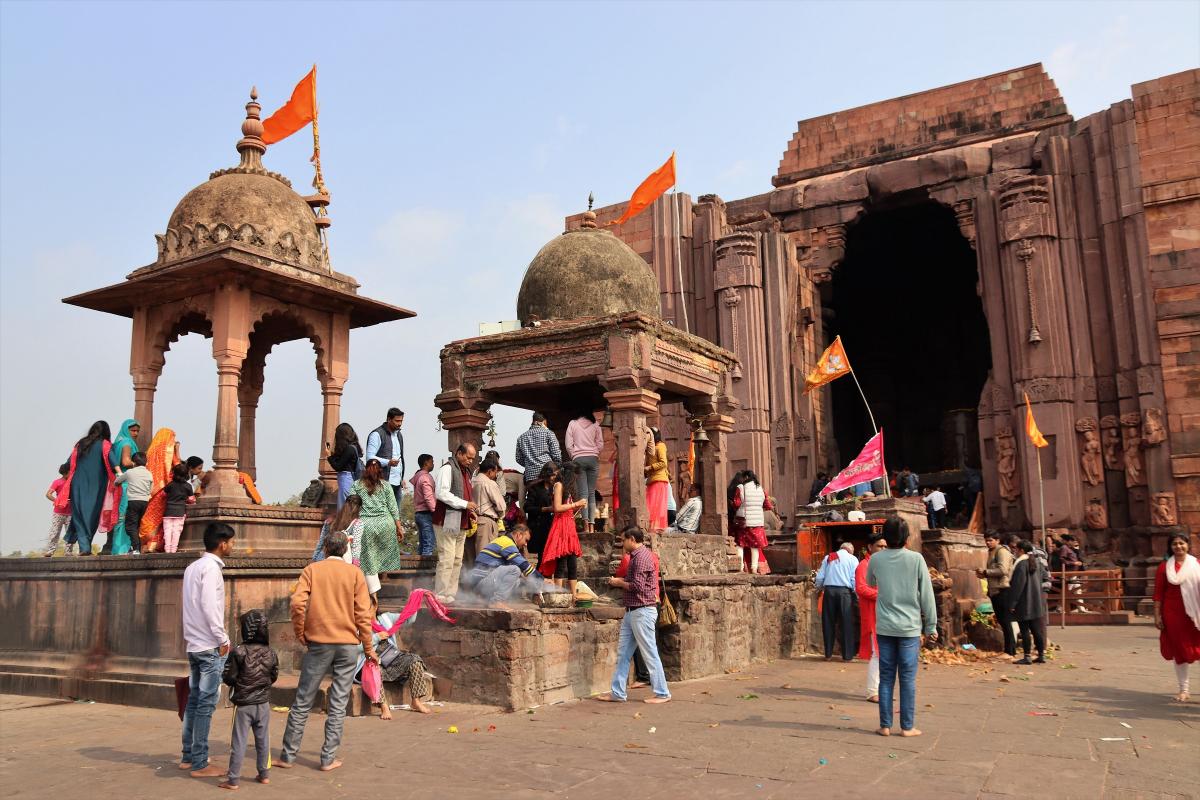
[46,419,223,556]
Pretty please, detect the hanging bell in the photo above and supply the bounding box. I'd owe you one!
[693,426,710,445]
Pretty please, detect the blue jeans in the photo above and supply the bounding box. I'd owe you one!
[574,456,599,523]
[414,511,436,556]
[182,648,227,768]
[610,606,670,700]
[336,471,354,509]
[877,634,920,731]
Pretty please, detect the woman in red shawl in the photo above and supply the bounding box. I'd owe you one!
[1154,533,1200,702]
[856,533,887,702]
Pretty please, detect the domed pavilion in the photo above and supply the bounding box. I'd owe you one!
[64,89,414,551]
[438,208,738,534]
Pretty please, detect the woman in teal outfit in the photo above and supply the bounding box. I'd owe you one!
[106,419,141,554]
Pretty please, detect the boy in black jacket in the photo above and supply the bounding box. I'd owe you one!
[219,609,279,790]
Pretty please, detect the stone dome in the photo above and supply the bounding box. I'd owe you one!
[152,89,329,273]
[517,215,661,324]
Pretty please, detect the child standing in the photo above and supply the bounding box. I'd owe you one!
[161,462,194,553]
[44,463,72,557]
[113,452,152,554]
[219,609,278,790]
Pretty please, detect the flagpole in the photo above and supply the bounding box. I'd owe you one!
[1036,445,1047,548]
[848,365,878,435]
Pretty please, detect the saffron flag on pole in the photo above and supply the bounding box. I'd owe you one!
[262,66,317,145]
[803,335,852,394]
[1024,392,1048,448]
[820,430,887,497]
[609,152,676,227]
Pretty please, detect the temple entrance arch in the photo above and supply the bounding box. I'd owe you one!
[823,199,991,515]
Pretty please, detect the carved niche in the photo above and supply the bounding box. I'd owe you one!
[1120,412,1146,487]
[1074,417,1103,487]
[996,427,1021,500]
[1150,492,1177,527]
[1099,415,1122,471]
[1142,408,1166,447]
[1084,498,1108,530]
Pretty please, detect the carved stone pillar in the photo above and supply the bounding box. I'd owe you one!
[205,284,251,504]
[318,376,345,498]
[996,176,1082,527]
[714,231,770,477]
[604,388,660,533]
[436,387,490,466]
[687,394,735,537]
[131,366,161,450]
[237,388,261,481]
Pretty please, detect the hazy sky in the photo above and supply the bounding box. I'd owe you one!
[1,0,1196,552]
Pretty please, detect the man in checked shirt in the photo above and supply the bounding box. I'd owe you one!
[596,526,671,704]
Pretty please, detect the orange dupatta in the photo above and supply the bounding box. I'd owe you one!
[139,428,179,552]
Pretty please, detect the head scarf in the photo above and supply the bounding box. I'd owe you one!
[110,419,140,468]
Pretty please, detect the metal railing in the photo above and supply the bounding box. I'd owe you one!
[1053,568,1152,628]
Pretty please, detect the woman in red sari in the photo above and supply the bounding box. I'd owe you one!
[538,461,586,594]
[1154,533,1200,702]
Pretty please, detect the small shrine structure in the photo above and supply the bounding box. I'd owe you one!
[437,208,738,534]
[63,90,413,551]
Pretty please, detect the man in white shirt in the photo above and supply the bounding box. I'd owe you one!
[180,523,235,778]
[432,443,478,602]
[365,408,406,510]
[924,487,948,529]
[668,484,703,533]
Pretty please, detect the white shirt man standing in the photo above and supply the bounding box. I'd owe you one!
[432,443,478,602]
[180,523,235,778]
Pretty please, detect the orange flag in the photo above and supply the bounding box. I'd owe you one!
[803,336,852,394]
[262,66,317,145]
[1024,392,1048,448]
[609,152,676,227]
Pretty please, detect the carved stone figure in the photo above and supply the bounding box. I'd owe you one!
[1120,412,1146,487]
[1084,498,1108,530]
[1150,492,1177,527]
[1075,418,1102,486]
[996,427,1020,500]
[1143,408,1166,447]
[1099,415,1122,471]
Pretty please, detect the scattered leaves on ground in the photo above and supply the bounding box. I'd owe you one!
[624,742,648,749]
[738,693,760,700]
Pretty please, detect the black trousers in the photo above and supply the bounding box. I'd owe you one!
[991,587,1017,656]
[1017,617,1046,658]
[822,586,858,660]
[125,500,148,552]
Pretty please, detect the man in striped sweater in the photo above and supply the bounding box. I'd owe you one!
[465,524,547,604]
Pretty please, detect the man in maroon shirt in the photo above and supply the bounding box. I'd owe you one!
[596,526,671,704]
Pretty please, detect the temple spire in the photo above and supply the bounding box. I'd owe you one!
[236,87,266,171]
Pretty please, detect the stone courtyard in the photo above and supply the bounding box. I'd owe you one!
[3,624,1196,800]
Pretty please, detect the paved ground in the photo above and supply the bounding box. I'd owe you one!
[2,624,1197,800]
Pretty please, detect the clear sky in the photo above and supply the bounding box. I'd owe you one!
[1,0,1197,552]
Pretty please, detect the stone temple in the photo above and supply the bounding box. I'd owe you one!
[0,64,1196,709]
[577,64,1199,562]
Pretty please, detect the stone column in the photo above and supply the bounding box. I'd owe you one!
[688,394,736,537]
[439,407,490,463]
[131,366,161,450]
[237,388,261,480]
[318,376,345,498]
[604,388,660,533]
[714,231,771,477]
[205,284,251,504]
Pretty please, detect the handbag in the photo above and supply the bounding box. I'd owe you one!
[656,579,678,628]
[376,638,418,683]
[361,659,383,703]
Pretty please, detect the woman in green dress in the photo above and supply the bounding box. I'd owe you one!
[353,458,404,598]
[106,418,141,555]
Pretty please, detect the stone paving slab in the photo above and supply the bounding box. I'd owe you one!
[1,623,1196,800]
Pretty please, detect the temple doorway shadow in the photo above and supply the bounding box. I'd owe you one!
[824,198,992,518]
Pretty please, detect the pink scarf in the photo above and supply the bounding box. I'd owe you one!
[372,588,456,637]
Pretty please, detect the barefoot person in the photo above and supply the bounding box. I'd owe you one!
[180,523,236,778]
[1154,533,1200,702]
[596,526,671,704]
[279,532,378,772]
[866,515,937,737]
[856,532,886,702]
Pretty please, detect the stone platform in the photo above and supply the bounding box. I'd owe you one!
[0,531,816,713]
